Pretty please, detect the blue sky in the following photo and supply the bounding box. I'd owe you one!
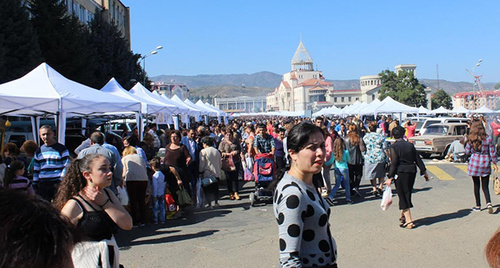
[123,0,500,83]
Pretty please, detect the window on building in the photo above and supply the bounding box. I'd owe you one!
[372,95,375,101]
[355,98,359,101]
[334,97,337,102]
[348,97,351,102]
[341,97,345,102]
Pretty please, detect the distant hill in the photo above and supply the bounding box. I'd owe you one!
[152,72,495,98]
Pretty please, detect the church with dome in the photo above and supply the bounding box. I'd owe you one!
[266,40,424,112]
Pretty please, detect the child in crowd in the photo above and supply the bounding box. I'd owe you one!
[150,158,166,224]
[326,137,352,205]
[4,160,35,196]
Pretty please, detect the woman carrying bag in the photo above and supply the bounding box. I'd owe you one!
[384,126,429,229]
[465,120,497,214]
[219,128,242,200]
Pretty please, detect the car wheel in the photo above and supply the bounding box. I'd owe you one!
[420,153,431,159]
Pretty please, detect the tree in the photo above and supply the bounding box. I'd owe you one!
[89,11,146,89]
[431,89,453,109]
[29,0,96,86]
[378,69,427,107]
[0,0,42,83]
[494,81,500,90]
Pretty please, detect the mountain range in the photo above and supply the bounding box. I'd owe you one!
[152,72,496,98]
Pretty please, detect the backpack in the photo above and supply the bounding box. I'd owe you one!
[253,155,275,182]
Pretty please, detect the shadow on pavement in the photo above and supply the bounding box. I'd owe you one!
[413,186,433,193]
[415,209,471,227]
[121,230,220,247]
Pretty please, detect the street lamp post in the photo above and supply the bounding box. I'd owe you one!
[140,45,163,86]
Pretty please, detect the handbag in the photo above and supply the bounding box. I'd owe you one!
[176,186,193,206]
[494,171,500,195]
[116,186,129,206]
[380,185,393,211]
[222,154,236,172]
[201,176,218,187]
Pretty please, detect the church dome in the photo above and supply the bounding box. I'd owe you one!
[291,41,313,71]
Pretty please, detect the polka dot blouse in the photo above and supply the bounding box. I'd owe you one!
[273,172,338,267]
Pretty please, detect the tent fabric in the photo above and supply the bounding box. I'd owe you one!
[418,106,431,114]
[430,106,451,114]
[313,105,342,117]
[451,106,470,114]
[0,63,140,116]
[195,100,223,116]
[184,99,217,116]
[204,102,227,116]
[472,106,494,114]
[167,94,203,117]
[100,78,175,114]
[129,83,188,115]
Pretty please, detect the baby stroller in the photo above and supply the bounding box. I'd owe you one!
[249,153,276,206]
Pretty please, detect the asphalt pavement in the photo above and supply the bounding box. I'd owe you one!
[116,160,499,268]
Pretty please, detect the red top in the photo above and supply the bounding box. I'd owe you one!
[491,120,500,136]
[405,124,417,138]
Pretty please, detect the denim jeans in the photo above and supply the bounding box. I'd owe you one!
[153,195,166,223]
[328,167,351,201]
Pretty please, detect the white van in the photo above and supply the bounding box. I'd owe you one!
[419,117,469,135]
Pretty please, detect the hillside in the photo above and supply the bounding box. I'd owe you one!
[152,72,495,98]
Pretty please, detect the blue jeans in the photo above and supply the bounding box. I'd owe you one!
[328,168,351,201]
[152,195,166,223]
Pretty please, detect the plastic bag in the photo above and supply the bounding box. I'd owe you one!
[116,186,129,206]
[494,171,500,195]
[244,167,253,181]
[380,185,393,211]
[165,189,178,220]
[176,186,193,206]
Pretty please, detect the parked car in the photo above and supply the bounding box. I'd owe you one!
[419,117,468,136]
[409,123,468,158]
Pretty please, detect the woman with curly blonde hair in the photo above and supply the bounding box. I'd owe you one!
[465,120,497,213]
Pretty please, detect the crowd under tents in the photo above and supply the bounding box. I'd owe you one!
[0,62,229,144]
[0,63,141,143]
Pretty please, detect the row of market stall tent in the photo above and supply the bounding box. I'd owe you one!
[0,62,227,143]
[313,98,500,117]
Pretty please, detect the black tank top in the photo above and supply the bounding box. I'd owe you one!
[72,189,118,241]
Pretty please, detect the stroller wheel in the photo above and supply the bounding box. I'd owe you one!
[249,193,255,207]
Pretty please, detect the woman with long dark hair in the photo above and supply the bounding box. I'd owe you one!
[273,122,338,267]
[385,126,429,229]
[465,120,497,213]
[54,154,132,267]
[345,124,364,197]
[219,128,242,200]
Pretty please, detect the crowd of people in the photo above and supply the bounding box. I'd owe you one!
[0,113,499,267]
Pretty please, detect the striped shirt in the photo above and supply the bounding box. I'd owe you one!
[33,143,70,183]
[7,175,35,195]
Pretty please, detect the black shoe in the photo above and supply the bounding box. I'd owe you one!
[325,197,335,206]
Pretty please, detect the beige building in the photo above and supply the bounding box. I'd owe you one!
[64,0,131,45]
[453,90,500,110]
[266,41,334,112]
[151,82,190,100]
[215,96,267,113]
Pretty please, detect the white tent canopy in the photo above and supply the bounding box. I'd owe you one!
[166,94,203,117]
[430,106,451,114]
[418,106,431,114]
[0,63,141,143]
[204,102,227,116]
[129,83,187,115]
[313,105,343,117]
[357,99,382,115]
[100,78,173,114]
[195,100,224,116]
[184,99,217,116]
[370,96,419,115]
[451,106,470,114]
[472,106,494,114]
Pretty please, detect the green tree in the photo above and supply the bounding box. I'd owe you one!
[29,0,96,86]
[89,11,146,89]
[0,0,42,83]
[378,69,427,107]
[431,89,453,109]
[494,81,500,90]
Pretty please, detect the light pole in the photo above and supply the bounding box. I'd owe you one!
[140,45,163,86]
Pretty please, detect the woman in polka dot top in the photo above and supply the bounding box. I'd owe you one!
[273,122,338,268]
